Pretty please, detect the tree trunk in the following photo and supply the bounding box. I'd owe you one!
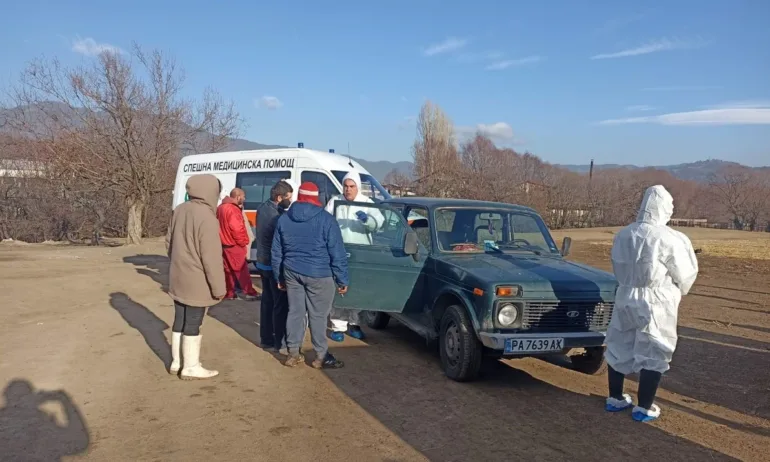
[126,197,145,245]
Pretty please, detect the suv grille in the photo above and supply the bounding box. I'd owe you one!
[522,301,614,333]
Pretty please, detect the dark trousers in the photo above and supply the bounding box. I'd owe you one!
[284,268,335,358]
[259,269,288,349]
[172,302,206,336]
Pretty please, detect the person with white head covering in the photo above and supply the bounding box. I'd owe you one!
[604,185,699,423]
[324,171,385,341]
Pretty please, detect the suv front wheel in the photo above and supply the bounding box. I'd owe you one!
[439,305,483,382]
[571,346,608,375]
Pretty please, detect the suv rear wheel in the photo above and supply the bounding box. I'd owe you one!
[439,305,483,382]
[363,311,390,330]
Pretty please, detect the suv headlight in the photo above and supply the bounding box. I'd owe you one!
[497,303,518,327]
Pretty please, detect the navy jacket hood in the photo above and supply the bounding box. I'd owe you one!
[287,202,324,223]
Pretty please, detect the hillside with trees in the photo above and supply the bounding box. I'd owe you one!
[1,47,768,244]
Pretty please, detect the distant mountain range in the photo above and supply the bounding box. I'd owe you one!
[229,137,768,184]
[1,103,766,183]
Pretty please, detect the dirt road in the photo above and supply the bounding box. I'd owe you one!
[1,238,768,461]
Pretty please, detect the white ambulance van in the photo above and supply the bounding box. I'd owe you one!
[172,145,392,261]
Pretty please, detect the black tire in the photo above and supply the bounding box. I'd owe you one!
[571,346,608,375]
[439,304,483,382]
[363,311,390,330]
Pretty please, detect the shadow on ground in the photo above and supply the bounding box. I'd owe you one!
[0,379,90,461]
[123,255,170,292]
[109,292,171,369]
[322,323,738,461]
[124,254,266,353]
[668,326,770,421]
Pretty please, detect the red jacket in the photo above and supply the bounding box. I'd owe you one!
[217,197,250,247]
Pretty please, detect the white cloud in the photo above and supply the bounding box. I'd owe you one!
[257,96,283,110]
[590,37,706,60]
[423,37,468,56]
[456,122,515,140]
[642,85,721,92]
[598,104,770,126]
[706,100,770,110]
[72,37,122,56]
[485,56,543,70]
[626,105,655,112]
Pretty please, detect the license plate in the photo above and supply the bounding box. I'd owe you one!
[504,338,564,354]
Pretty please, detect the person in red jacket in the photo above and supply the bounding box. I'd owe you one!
[217,188,259,301]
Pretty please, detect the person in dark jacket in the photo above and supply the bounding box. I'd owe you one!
[271,182,349,369]
[255,180,294,352]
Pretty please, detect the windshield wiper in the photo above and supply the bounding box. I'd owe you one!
[494,244,543,256]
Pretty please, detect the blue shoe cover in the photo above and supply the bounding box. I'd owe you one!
[605,394,634,412]
[346,326,365,340]
[328,331,345,342]
[632,404,661,422]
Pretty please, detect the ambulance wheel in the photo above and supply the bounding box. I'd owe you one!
[571,346,608,375]
[364,311,390,330]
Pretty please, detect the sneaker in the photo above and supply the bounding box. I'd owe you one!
[260,342,276,350]
[284,354,305,367]
[632,404,661,422]
[312,353,345,369]
[346,325,365,340]
[238,293,259,301]
[605,394,634,412]
[328,331,345,342]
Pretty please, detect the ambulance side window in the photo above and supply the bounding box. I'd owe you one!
[300,171,340,207]
[236,171,291,210]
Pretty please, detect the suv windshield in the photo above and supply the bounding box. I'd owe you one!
[434,208,560,254]
[331,170,392,201]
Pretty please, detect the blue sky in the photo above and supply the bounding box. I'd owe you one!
[1,0,769,166]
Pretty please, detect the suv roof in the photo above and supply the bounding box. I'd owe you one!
[383,197,538,214]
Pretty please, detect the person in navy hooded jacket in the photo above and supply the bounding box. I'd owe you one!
[271,181,349,369]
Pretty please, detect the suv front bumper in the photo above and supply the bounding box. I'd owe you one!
[478,331,606,352]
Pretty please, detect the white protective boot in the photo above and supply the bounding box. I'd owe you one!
[169,332,182,375]
[180,335,218,380]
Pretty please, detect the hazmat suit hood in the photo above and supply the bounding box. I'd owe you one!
[287,201,324,223]
[186,174,221,214]
[342,171,367,201]
[636,185,674,226]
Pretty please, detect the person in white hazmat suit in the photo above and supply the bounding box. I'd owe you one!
[324,172,384,341]
[604,185,699,423]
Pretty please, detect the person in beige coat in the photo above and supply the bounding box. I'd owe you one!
[165,174,227,380]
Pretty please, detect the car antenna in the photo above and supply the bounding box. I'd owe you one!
[347,142,354,168]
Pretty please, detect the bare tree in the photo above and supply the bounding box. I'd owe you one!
[7,44,241,244]
[708,167,768,230]
[383,168,412,187]
[411,101,461,197]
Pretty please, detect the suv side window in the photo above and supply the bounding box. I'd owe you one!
[236,171,292,210]
[301,171,341,207]
[406,206,431,248]
[332,202,406,248]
